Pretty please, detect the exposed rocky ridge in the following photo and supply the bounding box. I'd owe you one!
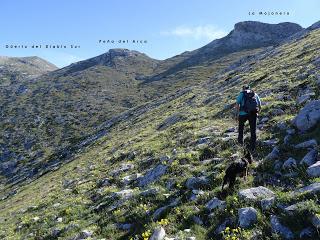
[143,21,303,82]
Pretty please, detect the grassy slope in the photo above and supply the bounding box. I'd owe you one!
[0,48,261,187]
[0,29,319,240]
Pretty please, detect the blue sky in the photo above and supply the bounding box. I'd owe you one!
[1,0,319,67]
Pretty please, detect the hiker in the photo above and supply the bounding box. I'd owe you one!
[235,85,261,151]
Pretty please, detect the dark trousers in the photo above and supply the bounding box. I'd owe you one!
[238,113,257,151]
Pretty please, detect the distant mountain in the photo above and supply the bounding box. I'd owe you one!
[0,56,58,86]
[145,21,303,82]
[58,48,159,77]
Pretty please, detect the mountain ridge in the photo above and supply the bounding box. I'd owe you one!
[143,21,303,83]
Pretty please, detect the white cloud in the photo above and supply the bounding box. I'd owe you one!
[161,25,227,40]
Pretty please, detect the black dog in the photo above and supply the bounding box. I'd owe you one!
[221,149,253,190]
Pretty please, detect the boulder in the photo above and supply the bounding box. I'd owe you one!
[272,108,285,116]
[270,215,294,239]
[266,147,280,160]
[307,161,320,177]
[110,163,134,176]
[299,227,316,239]
[77,230,93,239]
[282,158,297,171]
[122,173,142,185]
[137,164,168,187]
[112,189,134,199]
[152,206,168,221]
[261,197,275,211]
[292,100,320,132]
[185,176,209,190]
[297,93,314,105]
[189,190,205,201]
[205,197,226,211]
[300,149,318,166]
[239,186,275,202]
[152,198,180,220]
[260,117,269,123]
[157,113,185,131]
[238,207,258,228]
[284,202,307,214]
[150,227,166,240]
[311,214,320,228]
[140,188,159,197]
[293,182,320,195]
[294,139,318,149]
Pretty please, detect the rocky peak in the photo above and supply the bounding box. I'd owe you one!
[96,48,152,66]
[233,21,302,35]
[108,48,145,58]
[60,48,159,76]
[225,21,303,49]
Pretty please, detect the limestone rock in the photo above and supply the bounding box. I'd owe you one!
[300,149,318,166]
[185,176,209,190]
[112,189,134,199]
[239,186,275,202]
[150,227,166,240]
[292,100,320,132]
[238,207,258,228]
[282,158,297,171]
[261,197,275,211]
[266,146,280,160]
[205,197,226,211]
[270,215,294,239]
[157,114,185,131]
[294,139,317,149]
[137,164,168,187]
[293,182,320,195]
[307,161,320,177]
